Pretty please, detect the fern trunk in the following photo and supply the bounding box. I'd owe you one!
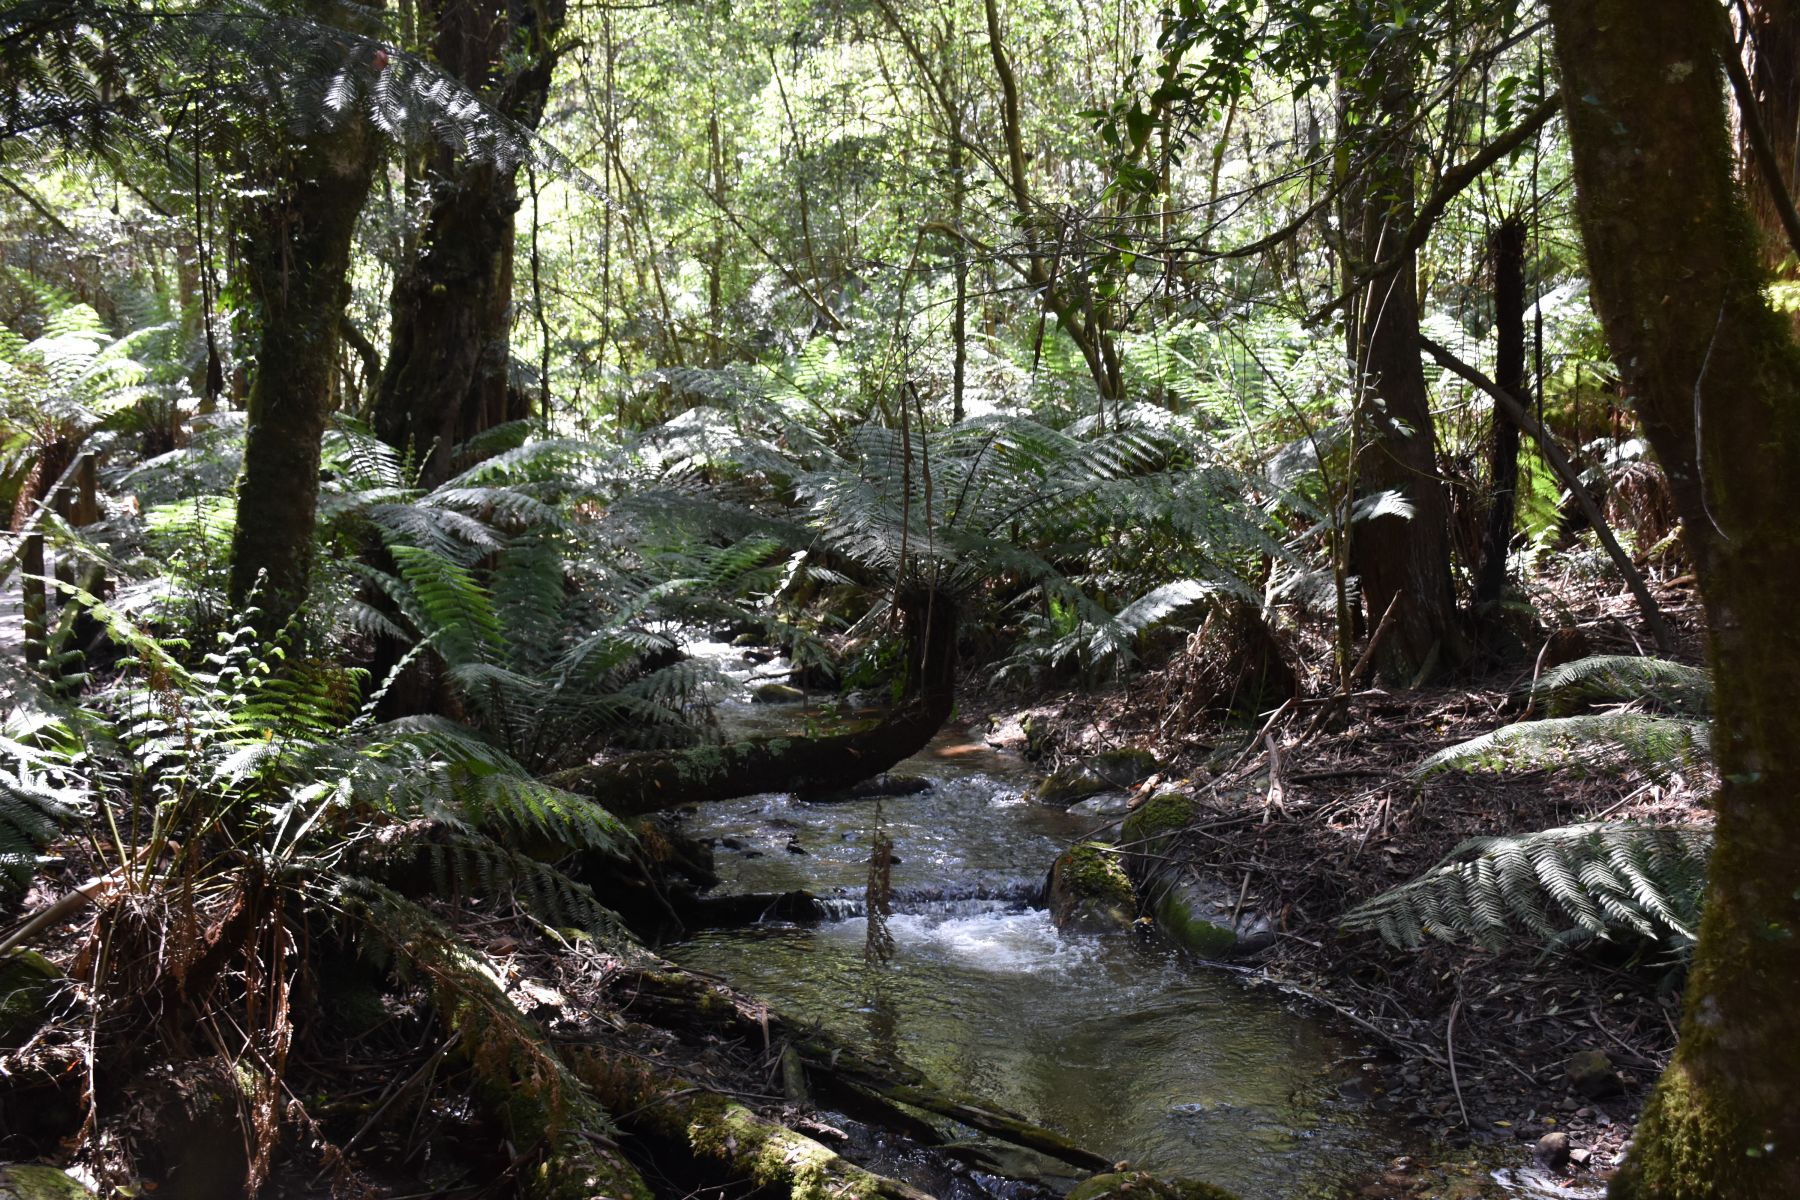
[1476,217,1525,617]
[228,18,383,632]
[1548,3,1800,1196]
[1342,39,1465,685]
[373,0,563,489]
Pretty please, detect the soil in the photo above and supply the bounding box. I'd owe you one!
[961,570,1712,1197]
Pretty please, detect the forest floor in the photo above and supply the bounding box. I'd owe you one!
[963,571,1713,1197]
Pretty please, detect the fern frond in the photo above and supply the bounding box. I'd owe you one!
[1529,654,1711,716]
[1342,822,1711,951]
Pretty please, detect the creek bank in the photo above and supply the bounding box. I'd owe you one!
[958,584,1703,1195]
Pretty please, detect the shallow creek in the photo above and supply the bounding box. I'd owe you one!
[666,642,1414,1199]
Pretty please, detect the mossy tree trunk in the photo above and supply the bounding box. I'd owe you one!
[374,0,564,489]
[1342,38,1465,684]
[228,24,383,633]
[1547,3,1800,1195]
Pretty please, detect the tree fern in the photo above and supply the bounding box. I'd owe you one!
[1342,822,1712,951]
[1528,654,1712,717]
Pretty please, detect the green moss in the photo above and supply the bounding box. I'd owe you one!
[0,1165,97,1200]
[1049,842,1137,931]
[1122,791,1198,847]
[1153,889,1238,958]
[1610,1063,1742,1200]
[1060,843,1134,906]
[1067,1171,1239,1200]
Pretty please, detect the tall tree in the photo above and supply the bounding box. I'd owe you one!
[1547,1,1800,1195]
[1341,29,1464,684]
[1475,216,1526,616]
[374,0,565,488]
[228,9,385,630]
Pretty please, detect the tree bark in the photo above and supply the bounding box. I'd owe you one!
[1742,0,1800,288]
[1475,217,1525,614]
[1342,44,1465,684]
[228,36,382,632]
[1546,3,1800,1196]
[373,0,563,490]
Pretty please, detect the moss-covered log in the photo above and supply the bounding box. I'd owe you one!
[569,1047,933,1200]
[1547,3,1800,1195]
[555,595,958,817]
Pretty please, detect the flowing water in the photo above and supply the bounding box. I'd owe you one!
[667,641,1414,1198]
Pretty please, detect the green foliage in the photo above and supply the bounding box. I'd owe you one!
[1342,822,1711,952]
[0,709,88,895]
[1529,654,1712,717]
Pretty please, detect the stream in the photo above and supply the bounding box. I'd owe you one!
[665,641,1413,1199]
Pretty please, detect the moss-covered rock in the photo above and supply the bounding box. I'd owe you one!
[0,1165,97,1200]
[0,950,62,1048]
[753,683,806,703]
[1030,765,1111,806]
[1150,879,1242,958]
[1047,842,1136,931]
[1089,747,1161,788]
[1066,1170,1239,1200]
[1120,791,1201,864]
[1142,874,1274,960]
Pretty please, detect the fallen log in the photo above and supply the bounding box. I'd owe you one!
[609,967,1113,1172]
[551,595,958,819]
[567,1046,934,1200]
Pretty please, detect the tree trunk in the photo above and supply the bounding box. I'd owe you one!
[1742,0,1800,292]
[1343,46,1465,684]
[227,50,381,632]
[1476,217,1526,614]
[1546,3,1800,1196]
[373,0,563,490]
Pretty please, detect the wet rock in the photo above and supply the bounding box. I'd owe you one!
[0,1165,97,1200]
[1047,842,1136,932]
[0,949,62,1048]
[1565,1050,1624,1099]
[1534,1131,1571,1170]
[1088,747,1162,789]
[1143,874,1274,959]
[1068,793,1134,818]
[1066,1171,1238,1200]
[1030,765,1112,807]
[1569,1147,1592,1167]
[803,774,931,803]
[752,683,806,704]
[1031,748,1162,807]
